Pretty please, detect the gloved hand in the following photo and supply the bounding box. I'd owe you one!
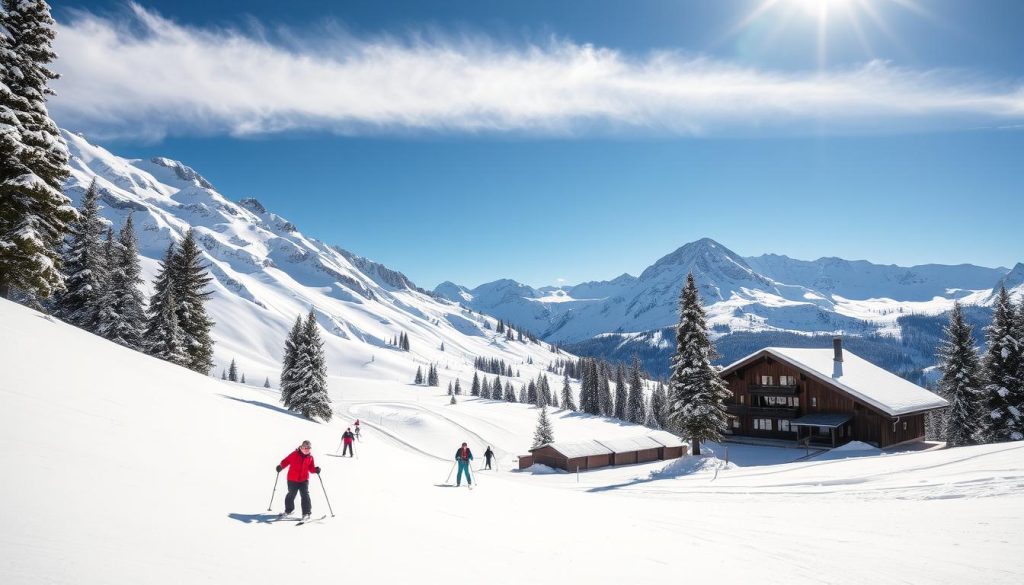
[275,465,282,473]
[315,466,321,474]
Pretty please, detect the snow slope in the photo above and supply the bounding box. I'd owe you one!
[2,298,1022,585]
[61,130,568,388]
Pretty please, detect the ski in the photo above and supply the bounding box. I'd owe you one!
[295,514,328,526]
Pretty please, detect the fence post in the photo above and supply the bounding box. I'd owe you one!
[576,466,580,483]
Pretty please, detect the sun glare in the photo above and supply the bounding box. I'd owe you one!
[725,0,934,69]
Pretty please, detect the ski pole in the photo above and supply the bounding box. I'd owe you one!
[267,470,280,511]
[317,473,335,518]
[445,461,457,484]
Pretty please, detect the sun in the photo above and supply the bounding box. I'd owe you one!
[725,0,933,69]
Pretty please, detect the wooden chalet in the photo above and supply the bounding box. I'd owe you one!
[719,337,948,448]
[518,431,687,472]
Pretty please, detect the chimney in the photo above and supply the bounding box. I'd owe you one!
[833,336,843,362]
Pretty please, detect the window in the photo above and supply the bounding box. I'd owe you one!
[811,397,817,408]
[739,395,745,405]
[793,397,799,408]
[817,426,831,436]
[778,420,791,432]
[779,375,796,386]
[902,421,908,431]
[760,375,773,386]
[754,418,772,431]
[733,419,741,429]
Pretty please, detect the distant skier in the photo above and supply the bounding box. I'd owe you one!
[341,428,355,457]
[483,446,494,470]
[276,440,320,520]
[353,425,361,441]
[454,442,474,487]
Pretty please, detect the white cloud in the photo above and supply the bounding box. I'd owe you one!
[49,4,1024,140]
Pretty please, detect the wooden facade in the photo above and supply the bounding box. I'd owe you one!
[721,350,933,448]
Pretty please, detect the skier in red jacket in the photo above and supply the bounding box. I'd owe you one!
[341,428,355,457]
[276,440,320,520]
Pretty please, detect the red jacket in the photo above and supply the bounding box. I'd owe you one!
[280,449,316,482]
[342,431,355,444]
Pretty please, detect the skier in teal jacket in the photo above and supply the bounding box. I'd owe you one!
[454,442,474,487]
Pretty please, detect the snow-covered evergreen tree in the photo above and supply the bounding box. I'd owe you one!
[279,316,303,408]
[228,358,238,382]
[143,244,186,365]
[288,310,332,422]
[505,380,516,403]
[0,0,74,301]
[240,373,246,384]
[527,380,538,405]
[580,359,601,415]
[264,377,271,389]
[613,363,627,419]
[471,372,480,396]
[447,381,453,395]
[450,394,457,405]
[96,214,146,350]
[627,356,647,424]
[937,302,984,447]
[532,406,554,448]
[414,366,423,385]
[172,229,214,375]
[651,382,668,429]
[454,378,462,395]
[599,363,613,416]
[220,369,226,380]
[980,287,1023,442]
[666,272,732,455]
[54,180,106,330]
[560,372,576,411]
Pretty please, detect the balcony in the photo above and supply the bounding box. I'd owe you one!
[747,384,800,395]
[725,404,799,418]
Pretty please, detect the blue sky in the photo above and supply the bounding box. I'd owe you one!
[50,1,1024,288]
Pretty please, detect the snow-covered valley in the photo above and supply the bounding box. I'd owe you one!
[2,298,1022,584]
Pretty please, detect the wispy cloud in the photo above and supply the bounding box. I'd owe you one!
[50,3,1024,140]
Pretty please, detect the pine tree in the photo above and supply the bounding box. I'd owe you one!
[613,363,627,419]
[54,180,106,330]
[440,341,445,352]
[471,372,480,396]
[505,380,516,403]
[580,359,601,415]
[0,0,74,301]
[532,406,554,448]
[96,215,146,350]
[228,358,238,382]
[450,394,457,405]
[279,316,303,408]
[143,244,186,365]
[560,372,577,411]
[172,229,215,374]
[480,376,491,399]
[980,287,1023,442]
[527,380,538,405]
[651,382,669,429]
[550,388,560,409]
[240,373,246,384]
[627,356,646,424]
[666,273,732,455]
[599,363,613,416]
[644,396,661,429]
[454,378,462,395]
[264,377,271,389]
[447,381,453,395]
[938,302,984,447]
[414,366,423,385]
[288,310,332,421]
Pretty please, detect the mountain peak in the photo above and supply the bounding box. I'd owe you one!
[148,157,215,190]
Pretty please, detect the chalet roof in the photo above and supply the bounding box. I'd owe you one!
[646,430,686,448]
[722,347,949,417]
[538,440,612,458]
[535,433,684,458]
[595,436,663,452]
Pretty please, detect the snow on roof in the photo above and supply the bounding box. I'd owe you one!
[723,347,949,417]
[789,413,854,428]
[595,436,663,452]
[646,430,686,448]
[540,440,613,458]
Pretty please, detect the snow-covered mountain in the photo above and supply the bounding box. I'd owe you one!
[60,131,568,385]
[435,237,1018,344]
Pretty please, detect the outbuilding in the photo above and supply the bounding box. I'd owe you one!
[519,433,688,472]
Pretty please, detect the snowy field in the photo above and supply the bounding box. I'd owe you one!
[2,298,1023,584]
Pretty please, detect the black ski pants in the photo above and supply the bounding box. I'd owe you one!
[343,442,354,457]
[485,458,492,470]
[285,480,311,515]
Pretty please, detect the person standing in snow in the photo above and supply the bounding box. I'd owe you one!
[341,428,355,457]
[454,442,474,487]
[483,446,494,470]
[276,440,320,520]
